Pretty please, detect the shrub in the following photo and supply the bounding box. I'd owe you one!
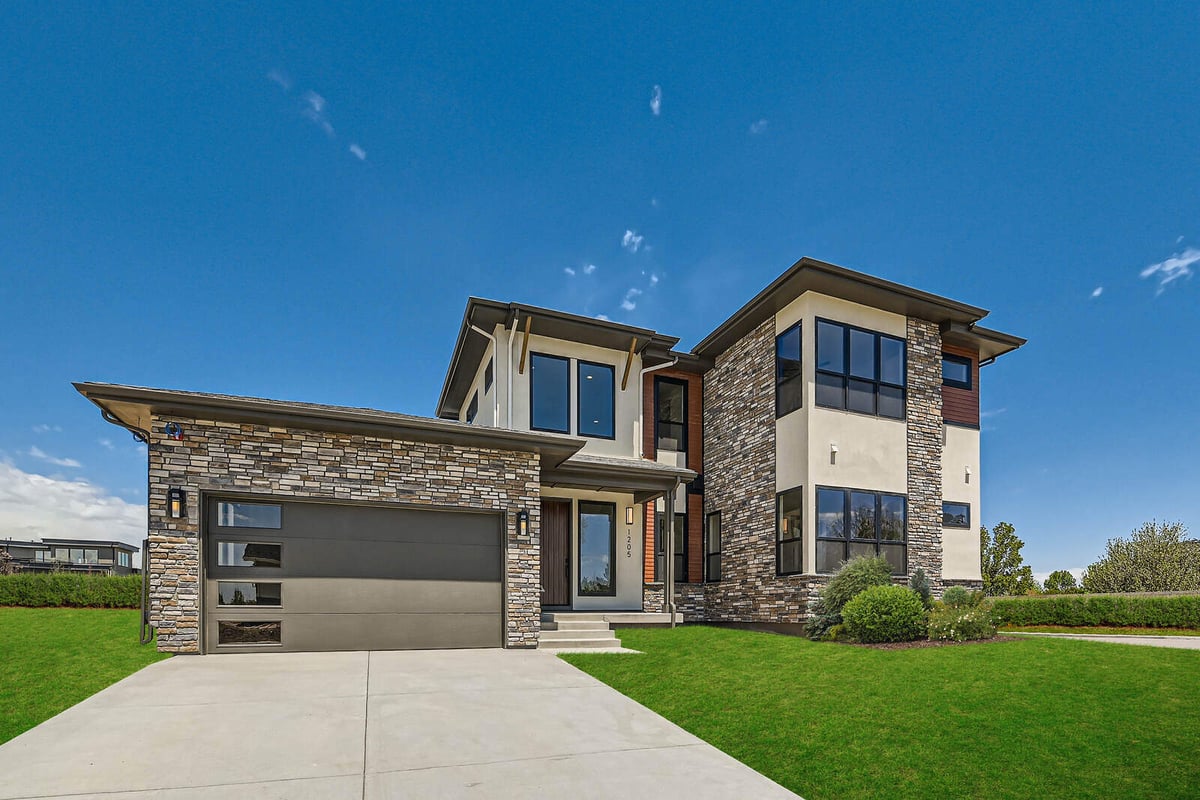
[842,585,927,643]
[928,604,998,641]
[942,585,982,608]
[807,555,894,640]
[0,573,141,608]
[909,568,932,609]
[991,593,1200,629]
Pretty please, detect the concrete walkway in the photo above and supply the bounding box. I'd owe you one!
[1010,632,1200,649]
[0,649,800,799]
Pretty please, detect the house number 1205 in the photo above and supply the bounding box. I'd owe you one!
[626,532,633,557]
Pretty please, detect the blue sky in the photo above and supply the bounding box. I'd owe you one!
[2,3,1197,577]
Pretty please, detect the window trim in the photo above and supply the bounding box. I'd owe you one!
[814,317,907,420]
[942,501,971,529]
[578,500,617,596]
[705,511,722,582]
[654,376,688,453]
[941,353,973,390]
[576,359,617,440]
[775,322,803,418]
[776,487,804,576]
[529,352,572,434]
[815,485,907,575]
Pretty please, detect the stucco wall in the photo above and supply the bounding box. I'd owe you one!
[540,488,644,610]
[941,423,982,580]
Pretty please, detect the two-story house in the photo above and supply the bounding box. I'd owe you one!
[78,256,1021,654]
[1,538,139,575]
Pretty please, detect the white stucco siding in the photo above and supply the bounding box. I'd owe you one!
[941,423,982,580]
[459,337,497,426]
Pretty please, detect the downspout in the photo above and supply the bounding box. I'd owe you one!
[506,315,519,428]
[468,323,499,424]
[665,478,680,627]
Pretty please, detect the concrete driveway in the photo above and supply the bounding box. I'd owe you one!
[0,649,800,799]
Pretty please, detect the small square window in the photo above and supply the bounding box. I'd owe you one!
[942,354,972,390]
[942,502,970,528]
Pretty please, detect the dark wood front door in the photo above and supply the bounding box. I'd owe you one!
[540,499,571,606]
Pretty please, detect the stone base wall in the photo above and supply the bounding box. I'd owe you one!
[642,582,706,620]
[905,317,945,594]
[146,415,541,652]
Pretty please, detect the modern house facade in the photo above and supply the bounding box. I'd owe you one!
[0,538,139,575]
[78,257,1022,653]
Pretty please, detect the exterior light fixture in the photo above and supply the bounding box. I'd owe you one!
[625,507,634,525]
[830,442,838,465]
[167,488,186,519]
[517,509,529,537]
[965,466,972,484]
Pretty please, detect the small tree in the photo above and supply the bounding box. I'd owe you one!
[909,567,932,608]
[1081,521,1200,593]
[981,521,1040,596]
[1042,570,1079,594]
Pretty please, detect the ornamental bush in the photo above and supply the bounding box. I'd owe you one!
[927,604,998,641]
[841,585,927,643]
[942,585,984,609]
[807,555,894,640]
[0,573,141,608]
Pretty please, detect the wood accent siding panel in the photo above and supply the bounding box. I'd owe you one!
[941,344,980,428]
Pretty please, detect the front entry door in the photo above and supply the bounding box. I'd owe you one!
[540,499,571,606]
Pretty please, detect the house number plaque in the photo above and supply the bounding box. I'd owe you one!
[626,531,633,557]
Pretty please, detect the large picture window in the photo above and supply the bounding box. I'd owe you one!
[654,511,688,583]
[577,360,615,438]
[579,501,616,596]
[815,319,906,419]
[816,487,906,575]
[655,377,687,452]
[775,323,803,417]
[777,488,803,575]
[705,512,721,582]
[530,353,570,433]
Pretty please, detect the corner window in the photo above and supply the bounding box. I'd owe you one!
[579,501,616,595]
[817,487,906,575]
[815,319,906,419]
[942,354,972,390]
[705,512,722,582]
[655,377,687,452]
[530,353,570,433]
[216,502,282,529]
[577,361,615,439]
[654,511,688,582]
[775,323,803,417]
[942,502,970,528]
[465,392,479,424]
[777,488,803,575]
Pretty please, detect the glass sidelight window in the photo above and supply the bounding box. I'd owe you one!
[578,501,616,596]
[654,511,688,583]
[705,512,722,582]
[530,353,570,433]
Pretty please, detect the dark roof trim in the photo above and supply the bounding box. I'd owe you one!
[436,298,681,419]
[40,538,139,551]
[692,257,995,359]
[940,322,1027,363]
[542,455,695,496]
[75,382,586,468]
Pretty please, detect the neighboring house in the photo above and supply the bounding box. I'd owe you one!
[0,538,139,575]
[77,256,1022,654]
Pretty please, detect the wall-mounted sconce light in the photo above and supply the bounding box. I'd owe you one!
[625,507,635,525]
[830,442,839,465]
[965,466,972,484]
[167,488,186,519]
[517,509,529,537]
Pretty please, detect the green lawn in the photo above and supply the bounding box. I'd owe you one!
[1001,624,1200,637]
[0,608,169,744]
[562,626,1200,800]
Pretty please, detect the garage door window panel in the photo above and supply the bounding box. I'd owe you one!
[217,581,282,606]
[216,502,282,529]
[216,541,282,568]
[218,620,282,645]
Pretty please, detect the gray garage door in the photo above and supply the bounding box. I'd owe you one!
[204,497,503,653]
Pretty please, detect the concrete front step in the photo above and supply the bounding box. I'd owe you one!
[539,628,617,641]
[538,636,623,650]
[542,620,611,632]
[540,611,681,625]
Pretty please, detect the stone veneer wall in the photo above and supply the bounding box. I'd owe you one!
[146,414,541,652]
[905,317,945,594]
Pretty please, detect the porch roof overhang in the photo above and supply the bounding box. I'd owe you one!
[540,453,696,504]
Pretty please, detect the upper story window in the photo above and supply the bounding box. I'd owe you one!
[118,551,131,567]
[817,487,906,575]
[655,377,687,452]
[577,361,615,439]
[942,502,970,528]
[465,392,479,424]
[942,354,972,390]
[530,353,570,433]
[775,323,803,417]
[815,319,906,419]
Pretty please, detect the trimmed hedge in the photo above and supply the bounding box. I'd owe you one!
[992,593,1200,629]
[0,573,141,608]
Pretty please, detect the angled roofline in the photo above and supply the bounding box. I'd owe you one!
[692,257,1002,359]
[39,538,140,551]
[435,297,681,420]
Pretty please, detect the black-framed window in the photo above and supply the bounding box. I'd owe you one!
[942,502,971,528]
[465,392,478,424]
[777,488,803,575]
[577,360,616,439]
[816,486,906,575]
[705,512,721,582]
[579,501,616,596]
[654,511,688,583]
[815,319,906,419]
[484,359,494,393]
[775,323,803,417]
[216,502,282,529]
[530,353,570,433]
[655,377,687,452]
[942,354,972,390]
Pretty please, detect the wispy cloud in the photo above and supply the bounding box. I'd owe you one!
[32,424,62,434]
[980,408,1007,419]
[1090,286,1103,298]
[620,287,643,311]
[621,230,644,253]
[563,266,576,276]
[28,446,81,468]
[649,85,662,116]
[1139,248,1199,295]
[650,197,660,209]
[348,143,366,161]
[301,90,335,137]
[98,439,114,450]
[0,462,144,548]
[1177,235,1185,244]
[595,314,609,321]
[749,118,769,134]
[649,273,659,286]
[583,263,597,275]
[266,68,292,92]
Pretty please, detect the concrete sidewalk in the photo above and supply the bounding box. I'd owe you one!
[0,649,800,799]
[1009,632,1200,649]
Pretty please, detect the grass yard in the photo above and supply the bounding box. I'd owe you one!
[1001,624,1200,637]
[0,608,169,744]
[562,626,1200,800]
